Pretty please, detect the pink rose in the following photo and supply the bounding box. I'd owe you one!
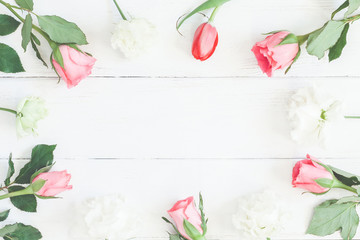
[32,170,73,197]
[168,196,203,239]
[52,45,96,89]
[292,155,333,193]
[252,31,299,77]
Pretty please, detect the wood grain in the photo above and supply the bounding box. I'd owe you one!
[1,0,360,239]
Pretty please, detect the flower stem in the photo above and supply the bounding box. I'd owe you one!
[345,116,360,119]
[0,186,34,200]
[113,0,127,21]
[333,179,358,194]
[209,6,220,23]
[344,13,360,23]
[0,0,54,45]
[0,107,17,115]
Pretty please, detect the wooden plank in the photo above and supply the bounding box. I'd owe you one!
[0,158,358,240]
[0,0,359,78]
[0,77,359,159]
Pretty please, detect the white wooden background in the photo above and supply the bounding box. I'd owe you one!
[1,0,360,239]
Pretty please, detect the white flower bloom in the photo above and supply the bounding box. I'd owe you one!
[111,18,157,59]
[232,191,288,240]
[289,85,344,145]
[73,195,138,240]
[16,97,48,137]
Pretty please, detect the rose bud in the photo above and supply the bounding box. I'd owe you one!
[52,45,96,89]
[252,31,299,77]
[292,155,333,193]
[192,22,218,61]
[168,196,203,240]
[32,170,73,197]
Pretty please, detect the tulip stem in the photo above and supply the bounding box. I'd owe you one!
[209,6,220,23]
[113,0,127,21]
[0,107,17,115]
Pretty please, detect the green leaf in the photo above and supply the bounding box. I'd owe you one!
[4,153,14,186]
[330,165,360,187]
[332,1,349,19]
[345,0,360,17]
[52,46,64,68]
[15,0,34,11]
[307,200,359,240]
[285,47,301,74]
[183,219,202,240]
[8,186,37,212]
[15,144,56,184]
[329,23,349,62]
[30,38,47,67]
[31,33,40,45]
[0,223,42,240]
[37,15,88,45]
[177,0,231,29]
[278,33,298,46]
[0,15,20,36]
[306,21,346,59]
[0,210,10,222]
[0,43,25,73]
[21,14,32,52]
[337,196,360,204]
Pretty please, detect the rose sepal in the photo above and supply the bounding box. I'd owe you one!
[183,219,206,240]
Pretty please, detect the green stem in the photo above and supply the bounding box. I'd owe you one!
[209,6,220,23]
[113,0,127,21]
[344,13,360,23]
[345,116,360,119]
[333,179,357,194]
[0,107,17,115]
[0,0,54,46]
[0,186,34,200]
[297,34,309,45]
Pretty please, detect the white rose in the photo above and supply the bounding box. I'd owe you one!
[16,97,48,137]
[232,191,288,240]
[288,85,344,145]
[111,18,157,59]
[72,195,138,240]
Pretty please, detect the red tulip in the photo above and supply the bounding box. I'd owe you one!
[192,23,218,61]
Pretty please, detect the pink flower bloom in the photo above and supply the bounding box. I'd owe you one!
[52,45,96,88]
[168,196,203,239]
[252,31,299,77]
[32,170,73,197]
[192,23,218,61]
[292,155,333,193]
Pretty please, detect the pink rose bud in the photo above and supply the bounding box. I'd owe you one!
[52,45,96,89]
[252,31,299,77]
[192,23,218,61]
[32,170,73,197]
[168,196,203,240]
[292,155,333,193]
